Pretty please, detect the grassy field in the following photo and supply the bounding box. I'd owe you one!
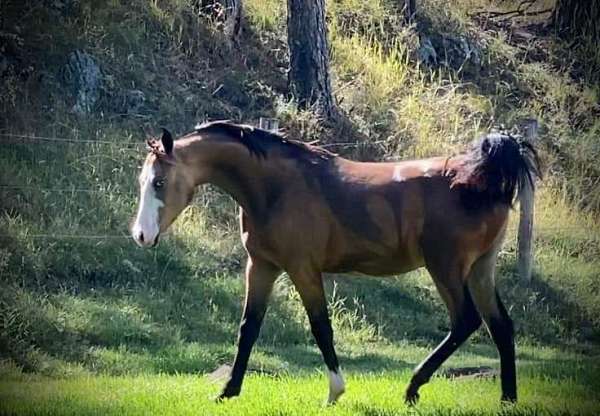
[2,344,599,415]
[1,0,600,415]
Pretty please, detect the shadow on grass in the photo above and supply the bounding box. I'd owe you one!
[496,261,600,346]
[257,344,412,374]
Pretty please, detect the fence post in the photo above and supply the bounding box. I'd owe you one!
[258,117,279,132]
[517,119,538,283]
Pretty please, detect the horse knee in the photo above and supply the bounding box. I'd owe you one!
[489,292,515,348]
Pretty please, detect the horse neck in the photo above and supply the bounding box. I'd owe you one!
[180,138,272,221]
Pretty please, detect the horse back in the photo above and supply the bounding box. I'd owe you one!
[240,155,509,278]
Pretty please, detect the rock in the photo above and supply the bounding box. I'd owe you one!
[123,89,146,114]
[42,0,79,17]
[444,34,481,68]
[61,50,102,115]
[207,364,232,382]
[417,36,437,66]
[0,55,8,76]
[418,33,482,71]
[0,32,25,77]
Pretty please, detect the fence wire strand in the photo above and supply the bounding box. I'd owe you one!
[1,226,598,241]
[0,234,131,239]
[0,185,128,193]
[2,132,390,149]
[1,132,143,146]
[2,131,600,242]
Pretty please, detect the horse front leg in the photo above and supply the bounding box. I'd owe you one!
[290,268,345,404]
[217,257,280,400]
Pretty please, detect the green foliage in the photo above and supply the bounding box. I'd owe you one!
[1,348,600,415]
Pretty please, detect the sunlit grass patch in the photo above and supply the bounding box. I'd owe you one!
[245,0,286,32]
[1,350,599,416]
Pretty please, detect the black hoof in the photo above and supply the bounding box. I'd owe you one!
[404,386,420,406]
[215,387,240,403]
[501,394,517,404]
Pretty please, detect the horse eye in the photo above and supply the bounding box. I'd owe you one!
[153,178,165,189]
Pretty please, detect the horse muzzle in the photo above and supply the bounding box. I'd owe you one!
[132,228,160,248]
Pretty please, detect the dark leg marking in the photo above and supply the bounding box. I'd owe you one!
[489,291,516,402]
[218,259,278,401]
[291,273,345,403]
[309,312,340,372]
[405,286,482,405]
[218,310,265,400]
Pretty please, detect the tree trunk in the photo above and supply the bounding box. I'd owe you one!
[403,0,416,24]
[222,0,243,43]
[287,0,337,119]
[199,0,243,43]
[550,0,599,40]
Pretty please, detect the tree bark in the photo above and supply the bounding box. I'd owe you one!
[550,0,599,40]
[287,0,337,120]
[403,0,416,24]
[199,0,243,43]
[222,0,243,43]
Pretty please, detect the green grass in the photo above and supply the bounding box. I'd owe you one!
[1,344,599,415]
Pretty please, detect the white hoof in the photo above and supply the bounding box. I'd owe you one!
[327,369,345,404]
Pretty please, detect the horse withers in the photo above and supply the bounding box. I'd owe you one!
[130,121,540,405]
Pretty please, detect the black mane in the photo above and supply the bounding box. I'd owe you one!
[191,120,335,163]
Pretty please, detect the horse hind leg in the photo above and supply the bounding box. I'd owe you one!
[467,250,517,402]
[405,264,482,404]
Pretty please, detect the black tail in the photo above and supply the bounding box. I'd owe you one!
[451,132,541,207]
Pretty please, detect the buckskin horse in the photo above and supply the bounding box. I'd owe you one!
[131,121,539,405]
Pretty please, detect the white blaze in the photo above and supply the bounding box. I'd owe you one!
[392,165,406,182]
[327,369,345,404]
[132,163,164,246]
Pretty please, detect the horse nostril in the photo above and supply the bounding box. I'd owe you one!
[139,232,144,243]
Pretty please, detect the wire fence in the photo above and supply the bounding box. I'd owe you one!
[0,186,123,193]
[1,132,143,146]
[1,132,389,149]
[2,130,600,243]
[2,226,597,241]
[0,234,131,240]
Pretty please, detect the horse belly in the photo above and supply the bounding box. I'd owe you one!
[325,240,424,276]
[350,256,423,276]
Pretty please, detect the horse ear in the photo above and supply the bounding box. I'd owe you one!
[161,128,174,155]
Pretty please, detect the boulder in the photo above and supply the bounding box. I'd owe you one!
[418,33,482,71]
[123,89,146,114]
[62,50,102,115]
